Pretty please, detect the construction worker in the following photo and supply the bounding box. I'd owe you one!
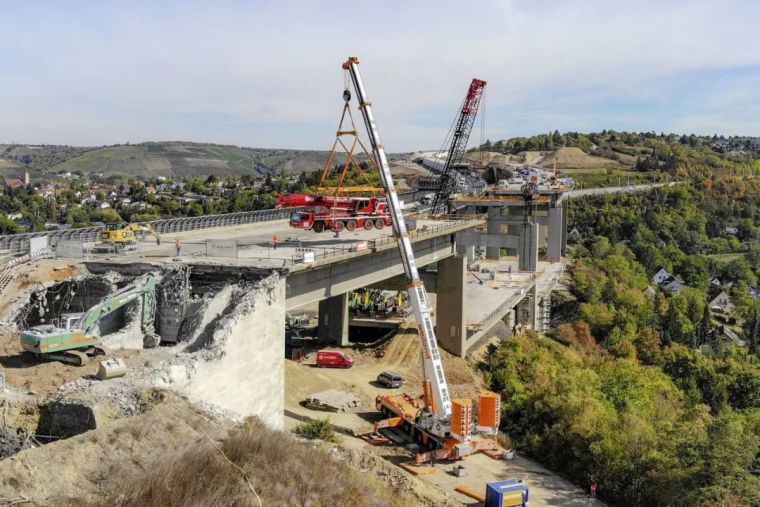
[175,239,181,257]
[590,475,598,497]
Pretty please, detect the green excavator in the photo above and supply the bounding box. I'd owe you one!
[20,272,162,366]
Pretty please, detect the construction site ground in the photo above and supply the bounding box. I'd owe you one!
[0,259,601,504]
[0,262,456,505]
[284,322,606,506]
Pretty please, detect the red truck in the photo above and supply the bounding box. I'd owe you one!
[316,349,354,368]
[281,194,392,233]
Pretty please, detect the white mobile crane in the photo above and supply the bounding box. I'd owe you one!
[342,57,500,462]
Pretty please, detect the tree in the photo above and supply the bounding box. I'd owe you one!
[698,305,712,346]
[743,301,760,355]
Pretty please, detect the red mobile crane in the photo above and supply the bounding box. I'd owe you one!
[277,88,393,233]
[429,78,487,216]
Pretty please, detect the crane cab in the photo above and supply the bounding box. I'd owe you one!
[56,313,84,331]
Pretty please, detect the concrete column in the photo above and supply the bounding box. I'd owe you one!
[435,256,467,357]
[546,205,564,261]
[524,285,539,330]
[561,199,569,257]
[515,287,540,330]
[486,207,501,260]
[456,242,475,263]
[506,309,516,335]
[318,293,349,346]
[518,222,539,272]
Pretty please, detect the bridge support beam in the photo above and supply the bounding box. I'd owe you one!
[435,256,467,357]
[318,293,349,346]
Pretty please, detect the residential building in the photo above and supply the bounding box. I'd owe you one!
[652,268,672,286]
[709,291,735,314]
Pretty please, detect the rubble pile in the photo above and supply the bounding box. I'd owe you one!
[304,389,361,412]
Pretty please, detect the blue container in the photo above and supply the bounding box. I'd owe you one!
[485,479,529,507]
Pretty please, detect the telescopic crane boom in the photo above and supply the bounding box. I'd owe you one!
[430,78,487,216]
[342,57,453,422]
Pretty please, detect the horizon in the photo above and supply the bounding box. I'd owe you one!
[1,1,759,152]
[3,130,755,156]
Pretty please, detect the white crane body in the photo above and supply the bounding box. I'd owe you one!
[343,57,453,434]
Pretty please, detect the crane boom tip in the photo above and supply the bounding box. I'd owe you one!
[342,56,360,69]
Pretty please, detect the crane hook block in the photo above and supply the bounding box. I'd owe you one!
[343,89,351,102]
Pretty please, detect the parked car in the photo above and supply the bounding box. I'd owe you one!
[376,371,404,388]
[316,349,354,368]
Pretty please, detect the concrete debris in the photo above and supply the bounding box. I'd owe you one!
[96,358,128,380]
[7,266,285,429]
[181,285,236,351]
[0,428,37,459]
[153,272,284,428]
[304,389,361,412]
[100,304,143,349]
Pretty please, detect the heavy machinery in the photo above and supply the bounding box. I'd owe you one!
[429,78,487,216]
[285,195,391,232]
[278,83,393,233]
[341,57,499,462]
[99,222,161,251]
[20,272,162,366]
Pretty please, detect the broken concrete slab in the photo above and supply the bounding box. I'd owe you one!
[97,358,128,380]
[303,389,361,412]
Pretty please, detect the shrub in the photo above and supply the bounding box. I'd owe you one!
[294,418,341,443]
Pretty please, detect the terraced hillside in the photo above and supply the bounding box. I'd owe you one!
[0,142,363,178]
[50,142,338,177]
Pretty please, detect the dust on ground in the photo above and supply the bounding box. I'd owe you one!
[284,321,606,506]
[0,393,231,505]
[0,331,146,394]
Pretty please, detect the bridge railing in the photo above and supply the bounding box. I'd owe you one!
[286,218,482,268]
[0,207,306,255]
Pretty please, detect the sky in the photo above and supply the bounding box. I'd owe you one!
[1,0,759,152]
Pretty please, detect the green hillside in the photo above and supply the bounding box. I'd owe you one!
[476,131,760,186]
[0,142,355,179]
[49,142,341,178]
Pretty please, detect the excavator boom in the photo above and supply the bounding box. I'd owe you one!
[20,272,163,364]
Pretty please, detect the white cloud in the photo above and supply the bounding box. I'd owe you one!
[0,0,758,150]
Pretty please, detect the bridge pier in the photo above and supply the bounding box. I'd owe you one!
[518,222,539,272]
[435,256,467,357]
[546,204,565,262]
[485,207,502,260]
[317,293,350,346]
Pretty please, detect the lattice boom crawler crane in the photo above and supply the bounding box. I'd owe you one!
[342,57,500,462]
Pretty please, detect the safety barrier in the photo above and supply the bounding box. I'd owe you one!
[284,218,482,268]
[0,247,52,295]
[0,207,306,254]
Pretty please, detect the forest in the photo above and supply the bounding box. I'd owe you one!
[482,179,760,505]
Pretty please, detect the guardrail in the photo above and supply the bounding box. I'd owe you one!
[285,218,482,268]
[0,247,52,296]
[0,207,306,254]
